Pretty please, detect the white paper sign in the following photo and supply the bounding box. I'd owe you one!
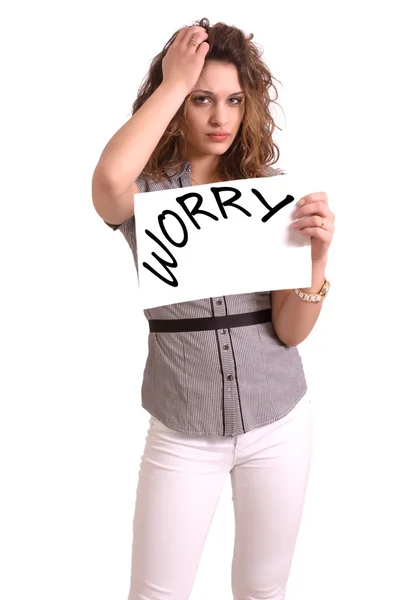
[134,173,313,309]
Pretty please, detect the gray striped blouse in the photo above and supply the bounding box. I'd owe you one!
[104,160,307,437]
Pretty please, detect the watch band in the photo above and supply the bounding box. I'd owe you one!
[294,278,330,303]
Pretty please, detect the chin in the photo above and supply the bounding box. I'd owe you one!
[203,142,232,155]
[210,147,228,155]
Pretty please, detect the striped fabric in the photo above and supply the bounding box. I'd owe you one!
[104,161,307,437]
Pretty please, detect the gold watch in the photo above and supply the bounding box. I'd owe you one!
[294,278,330,303]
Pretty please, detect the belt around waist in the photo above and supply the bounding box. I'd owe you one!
[148,308,272,333]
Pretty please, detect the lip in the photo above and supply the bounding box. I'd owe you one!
[207,133,230,141]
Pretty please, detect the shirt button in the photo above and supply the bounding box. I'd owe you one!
[227,374,233,381]
[220,329,227,335]
[223,344,229,350]
[216,299,222,305]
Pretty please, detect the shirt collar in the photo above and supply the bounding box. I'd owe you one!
[163,161,190,180]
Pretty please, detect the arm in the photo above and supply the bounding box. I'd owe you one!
[92,82,191,227]
[271,189,335,346]
[92,25,209,196]
[93,81,189,195]
[271,259,327,347]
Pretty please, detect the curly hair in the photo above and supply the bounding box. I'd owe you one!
[131,17,286,182]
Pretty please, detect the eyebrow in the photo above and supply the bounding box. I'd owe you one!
[192,89,244,96]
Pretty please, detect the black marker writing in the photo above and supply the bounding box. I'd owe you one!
[142,186,295,288]
[142,229,179,287]
[158,210,188,247]
[176,192,219,230]
[211,186,252,219]
[251,188,295,222]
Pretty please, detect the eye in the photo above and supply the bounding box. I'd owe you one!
[229,97,243,105]
[194,96,211,104]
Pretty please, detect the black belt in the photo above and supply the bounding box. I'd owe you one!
[148,308,272,333]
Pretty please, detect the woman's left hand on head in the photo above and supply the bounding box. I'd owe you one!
[290,192,335,263]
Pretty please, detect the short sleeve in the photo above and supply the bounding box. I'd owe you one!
[103,174,147,231]
[265,165,285,176]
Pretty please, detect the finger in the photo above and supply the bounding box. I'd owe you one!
[182,25,208,48]
[295,201,330,218]
[295,227,333,241]
[172,27,190,47]
[196,40,210,58]
[298,192,328,206]
[187,34,209,52]
[291,216,334,231]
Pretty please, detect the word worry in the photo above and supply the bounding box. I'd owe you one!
[142,185,295,287]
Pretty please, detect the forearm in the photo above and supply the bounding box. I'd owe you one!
[94,81,188,194]
[273,260,328,347]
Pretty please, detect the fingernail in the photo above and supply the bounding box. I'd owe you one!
[297,198,305,206]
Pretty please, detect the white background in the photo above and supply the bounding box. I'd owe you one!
[1,1,399,599]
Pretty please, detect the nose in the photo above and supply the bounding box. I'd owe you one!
[210,101,228,127]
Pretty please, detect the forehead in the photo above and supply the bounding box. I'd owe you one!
[196,61,242,93]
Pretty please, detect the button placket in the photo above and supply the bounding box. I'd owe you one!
[213,297,225,317]
[211,297,242,435]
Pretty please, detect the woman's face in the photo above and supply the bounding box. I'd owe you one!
[185,60,245,158]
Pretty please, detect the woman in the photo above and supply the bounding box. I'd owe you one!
[92,17,335,600]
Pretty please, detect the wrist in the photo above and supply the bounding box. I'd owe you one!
[159,79,191,100]
[302,261,327,294]
[312,256,328,270]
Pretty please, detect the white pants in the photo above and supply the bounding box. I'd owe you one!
[127,394,313,600]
